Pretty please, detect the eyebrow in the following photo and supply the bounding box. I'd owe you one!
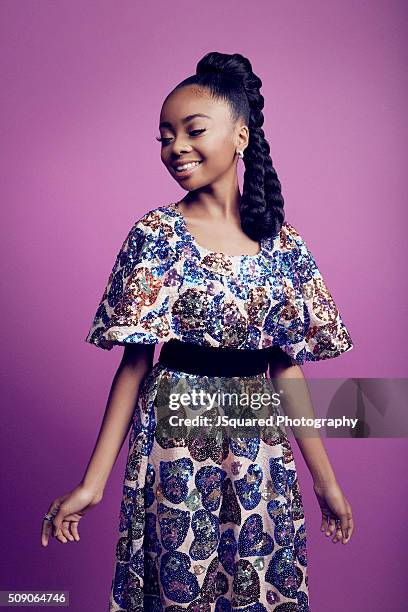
[159,113,212,128]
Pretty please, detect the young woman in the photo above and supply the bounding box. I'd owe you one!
[41,51,354,611]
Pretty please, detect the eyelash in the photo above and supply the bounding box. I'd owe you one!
[156,129,206,144]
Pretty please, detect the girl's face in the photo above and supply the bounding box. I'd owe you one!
[158,85,248,190]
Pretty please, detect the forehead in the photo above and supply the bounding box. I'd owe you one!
[159,86,230,126]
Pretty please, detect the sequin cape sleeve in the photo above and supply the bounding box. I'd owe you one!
[275,222,354,364]
[84,210,171,350]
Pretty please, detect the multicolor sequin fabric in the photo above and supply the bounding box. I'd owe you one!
[85,203,353,611]
[108,364,309,611]
[85,202,353,363]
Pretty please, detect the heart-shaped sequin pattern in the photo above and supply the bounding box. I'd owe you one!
[231,559,260,607]
[160,551,200,604]
[187,432,229,464]
[273,509,295,547]
[157,503,190,551]
[229,437,260,461]
[195,466,227,512]
[238,514,274,557]
[265,546,302,599]
[160,458,194,504]
[111,562,142,609]
[189,509,220,560]
[234,464,263,510]
[269,456,288,496]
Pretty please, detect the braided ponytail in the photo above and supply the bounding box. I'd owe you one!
[171,51,285,241]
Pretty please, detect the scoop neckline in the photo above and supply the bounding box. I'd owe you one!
[169,201,265,259]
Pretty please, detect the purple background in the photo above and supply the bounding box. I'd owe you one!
[1,1,407,610]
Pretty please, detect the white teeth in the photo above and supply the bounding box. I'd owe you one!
[175,161,201,171]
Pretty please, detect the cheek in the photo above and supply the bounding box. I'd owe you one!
[205,147,234,170]
[203,136,232,160]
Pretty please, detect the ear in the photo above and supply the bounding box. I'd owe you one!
[236,124,249,151]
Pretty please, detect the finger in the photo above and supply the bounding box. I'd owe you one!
[41,518,53,547]
[70,522,80,542]
[41,500,61,546]
[342,514,354,544]
[325,516,337,537]
[341,515,351,542]
[339,502,354,543]
[332,517,344,543]
[55,530,68,544]
[53,516,68,543]
[52,520,68,543]
[61,521,75,542]
[52,505,68,539]
[332,525,343,543]
[320,511,330,532]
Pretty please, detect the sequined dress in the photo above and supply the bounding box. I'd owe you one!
[85,202,353,611]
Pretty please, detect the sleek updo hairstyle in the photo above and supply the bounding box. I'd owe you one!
[170,51,285,241]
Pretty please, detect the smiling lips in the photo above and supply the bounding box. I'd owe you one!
[172,160,203,179]
[173,160,203,172]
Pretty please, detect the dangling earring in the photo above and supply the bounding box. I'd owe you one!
[236,149,244,159]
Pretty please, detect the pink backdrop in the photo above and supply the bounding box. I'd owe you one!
[1,1,407,610]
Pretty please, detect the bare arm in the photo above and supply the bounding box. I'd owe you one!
[41,343,156,546]
[268,348,354,544]
[268,352,336,486]
[80,343,155,498]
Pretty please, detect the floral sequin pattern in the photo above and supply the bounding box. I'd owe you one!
[85,202,353,363]
[172,289,210,334]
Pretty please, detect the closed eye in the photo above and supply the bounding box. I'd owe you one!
[156,129,206,143]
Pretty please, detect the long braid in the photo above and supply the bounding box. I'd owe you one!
[240,66,285,240]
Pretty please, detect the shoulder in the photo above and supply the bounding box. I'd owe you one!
[129,203,176,237]
[275,221,319,274]
[277,220,306,251]
[281,220,301,240]
[114,204,172,250]
[115,203,179,264]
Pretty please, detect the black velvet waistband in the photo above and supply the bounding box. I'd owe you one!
[158,339,271,377]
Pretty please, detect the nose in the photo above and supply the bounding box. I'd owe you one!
[170,134,193,156]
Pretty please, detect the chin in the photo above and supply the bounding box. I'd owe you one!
[174,177,205,189]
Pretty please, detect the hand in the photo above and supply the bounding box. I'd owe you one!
[313,479,354,545]
[41,484,103,547]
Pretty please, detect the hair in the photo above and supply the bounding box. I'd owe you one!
[168,51,285,241]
